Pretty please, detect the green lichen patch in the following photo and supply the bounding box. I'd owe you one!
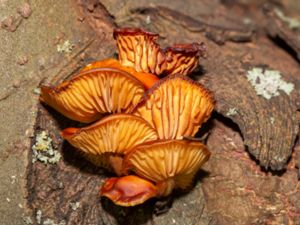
[246,68,294,100]
[32,131,61,164]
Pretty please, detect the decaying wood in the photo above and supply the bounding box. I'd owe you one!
[204,46,299,170]
[204,119,300,225]
[27,106,213,224]
[113,2,300,169]
[129,6,254,45]
[27,0,300,224]
[264,5,300,61]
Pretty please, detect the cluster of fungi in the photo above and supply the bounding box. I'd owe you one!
[40,28,215,206]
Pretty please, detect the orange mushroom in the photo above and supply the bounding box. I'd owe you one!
[163,43,206,75]
[113,27,206,76]
[99,140,210,206]
[81,58,159,89]
[40,67,146,123]
[123,140,210,197]
[113,27,164,75]
[100,175,157,206]
[38,27,215,208]
[134,74,215,139]
[61,114,158,174]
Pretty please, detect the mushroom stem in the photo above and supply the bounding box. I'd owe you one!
[156,179,175,197]
[109,155,124,176]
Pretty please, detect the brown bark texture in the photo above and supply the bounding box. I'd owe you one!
[27,0,300,224]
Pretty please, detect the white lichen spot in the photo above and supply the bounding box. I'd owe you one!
[57,40,74,53]
[274,8,300,30]
[10,175,16,184]
[145,15,151,24]
[33,87,41,95]
[36,210,42,224]
[243,17,252,25]
[23,216,33,224]
[32,131,61,164]
[35,209,65,225]
[58,220,66,225]
[43,218,60,225]
[270,117,275,124]
[58,181,64,189]
[70,201,80,211]
[226,108,238,116]
[246,68,294,100]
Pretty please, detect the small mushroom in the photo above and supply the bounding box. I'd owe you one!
[81,58,159,89]
[123,139,210,197]
[113,27,205,76]
[61,114,158,174]
[40,67,145,123]
[114,27,164,75]
[134,74,215,139]
[100,175,157,206]
[163,43,206,75]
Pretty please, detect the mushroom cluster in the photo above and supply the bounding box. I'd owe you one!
[40,28,215,207]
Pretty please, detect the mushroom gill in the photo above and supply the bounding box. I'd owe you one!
[40,67,145,123]
[61,114,158,174]
[113,27,206,76]
[134,74,215,139]
[38,27,215,208]
[123,139,210,197]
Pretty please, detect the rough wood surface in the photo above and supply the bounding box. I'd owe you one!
[202,40,299,170]
[28,106,214,224]
[26,0,300,224]
[264,5,300,61]
[203,119,300,225]
[114,1,300,170]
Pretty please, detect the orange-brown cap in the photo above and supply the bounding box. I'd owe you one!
[123,140,211,196]
[163,43,206,75]
[134,74,215,139]
[81,58,159,89]
[100,175,158,206]
[113,27,205,76]
[113,27,164,75]
[40,67,145,123]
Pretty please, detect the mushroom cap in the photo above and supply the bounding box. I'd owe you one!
[133,74,215,139]
[113,27,205,76]
[81,58,159,89]
[40,67,145,123]
[123,139,211,196]
[163,43,206,75]
[61,114,158,156]
[113,27,164,75]
[100,175,157,207]
[113,27,159,39]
